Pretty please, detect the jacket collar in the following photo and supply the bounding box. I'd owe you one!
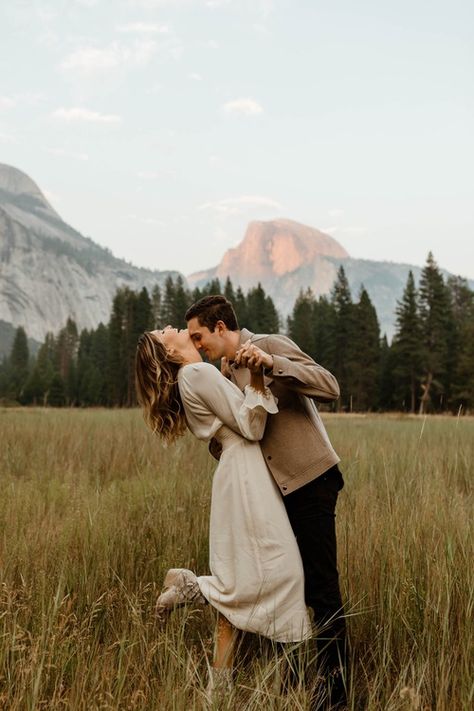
[239,327,254,345]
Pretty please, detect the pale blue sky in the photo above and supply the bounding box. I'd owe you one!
[1,0,473,278]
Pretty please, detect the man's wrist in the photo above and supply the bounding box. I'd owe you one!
[263,355,274,374]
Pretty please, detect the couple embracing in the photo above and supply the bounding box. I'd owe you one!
[135,295,347,709]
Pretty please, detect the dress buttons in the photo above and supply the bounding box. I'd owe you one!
[278,369,283,374]
[282,486,288,491]
[267,455,272,460]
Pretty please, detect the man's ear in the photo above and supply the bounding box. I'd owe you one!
[216,320,228,335]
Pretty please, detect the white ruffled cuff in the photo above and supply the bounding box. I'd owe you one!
[242,384,278,414]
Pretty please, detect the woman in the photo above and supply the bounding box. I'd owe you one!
[135,326,310,694]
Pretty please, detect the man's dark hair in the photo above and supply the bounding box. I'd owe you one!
[185,295,239,332]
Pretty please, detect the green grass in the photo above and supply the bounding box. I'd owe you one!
[0,409,472,709]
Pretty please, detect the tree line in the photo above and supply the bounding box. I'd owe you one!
[1,254,473,413]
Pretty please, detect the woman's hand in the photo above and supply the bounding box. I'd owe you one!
[234,341,272,393]
[234,341,273,373]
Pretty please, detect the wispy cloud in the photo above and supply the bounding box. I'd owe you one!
[45,147,89,161]
[116,22,170,34]
[328,208,344,218]
[222,98,263,116]
[322,225,368,236]
[199,195,282,215]
[60,40,157,74]
[189,72,203,81]
[52,108,122,124]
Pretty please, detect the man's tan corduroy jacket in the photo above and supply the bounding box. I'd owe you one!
[228,328,341,496]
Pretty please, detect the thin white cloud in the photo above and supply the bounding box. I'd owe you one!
[189,72,203,81]
[46,147,89,161]
[328,208,344,218]
[116,22,170,34]
[60,40,157,73]
[52,108,122,124]
[199,195,282,215]
[0,96,16,110]
[127,0,187,7]
[222,98,263,116]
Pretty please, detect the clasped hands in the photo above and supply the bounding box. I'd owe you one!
[221,340,273,376]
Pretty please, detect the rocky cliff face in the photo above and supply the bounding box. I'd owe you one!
[190,219,349,291]
[0,163,179,342]
[188,218,469,339]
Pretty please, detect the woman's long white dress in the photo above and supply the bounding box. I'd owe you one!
[178,362,311,643]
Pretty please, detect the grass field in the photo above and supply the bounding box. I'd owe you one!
[0,409,472,710]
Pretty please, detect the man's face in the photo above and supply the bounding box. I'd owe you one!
[187,317,227,360]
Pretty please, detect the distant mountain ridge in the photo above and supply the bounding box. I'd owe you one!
[0,163,180,343]
[1,164,471,349]
[189,219,473,339]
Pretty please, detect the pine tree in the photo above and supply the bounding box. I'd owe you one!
[151,285,162,329]
[173,276,191,327]
[246,284,279,333]
[108,288,129,406]
[234,286,248,328]
[350,287,380,410]
[329,266,354,410]
[24,333,57,405]
[55,318,79,405]
[9,327,30,402]
[288,289,316,357]
[312,296,336,369]
[391,271,423,412]
[224,277,236,304]
[378,335,396,410]
[160,276,176,327]
[448,276,474,410]
[418,253,452,413]
[49,372,66,407]
[77,325,109,406]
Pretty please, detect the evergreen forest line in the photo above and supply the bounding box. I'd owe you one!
[1,253,473,413]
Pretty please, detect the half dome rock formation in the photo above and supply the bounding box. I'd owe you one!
[188,217,470,340]
[189,218,349,291]
[0,163,179,341]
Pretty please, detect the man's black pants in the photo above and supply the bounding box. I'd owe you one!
[283,464,347,705]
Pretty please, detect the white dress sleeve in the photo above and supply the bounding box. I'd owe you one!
[180,362,278,441]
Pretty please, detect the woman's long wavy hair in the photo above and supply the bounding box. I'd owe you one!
[135,331,187,444]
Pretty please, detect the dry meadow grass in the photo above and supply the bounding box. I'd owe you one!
[0,409,472,710]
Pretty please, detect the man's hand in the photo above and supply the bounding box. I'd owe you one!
[234,341,273,373]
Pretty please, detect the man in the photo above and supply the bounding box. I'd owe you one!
[185,295,348,709]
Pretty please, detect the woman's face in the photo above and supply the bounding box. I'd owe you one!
[151,326,197,356]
